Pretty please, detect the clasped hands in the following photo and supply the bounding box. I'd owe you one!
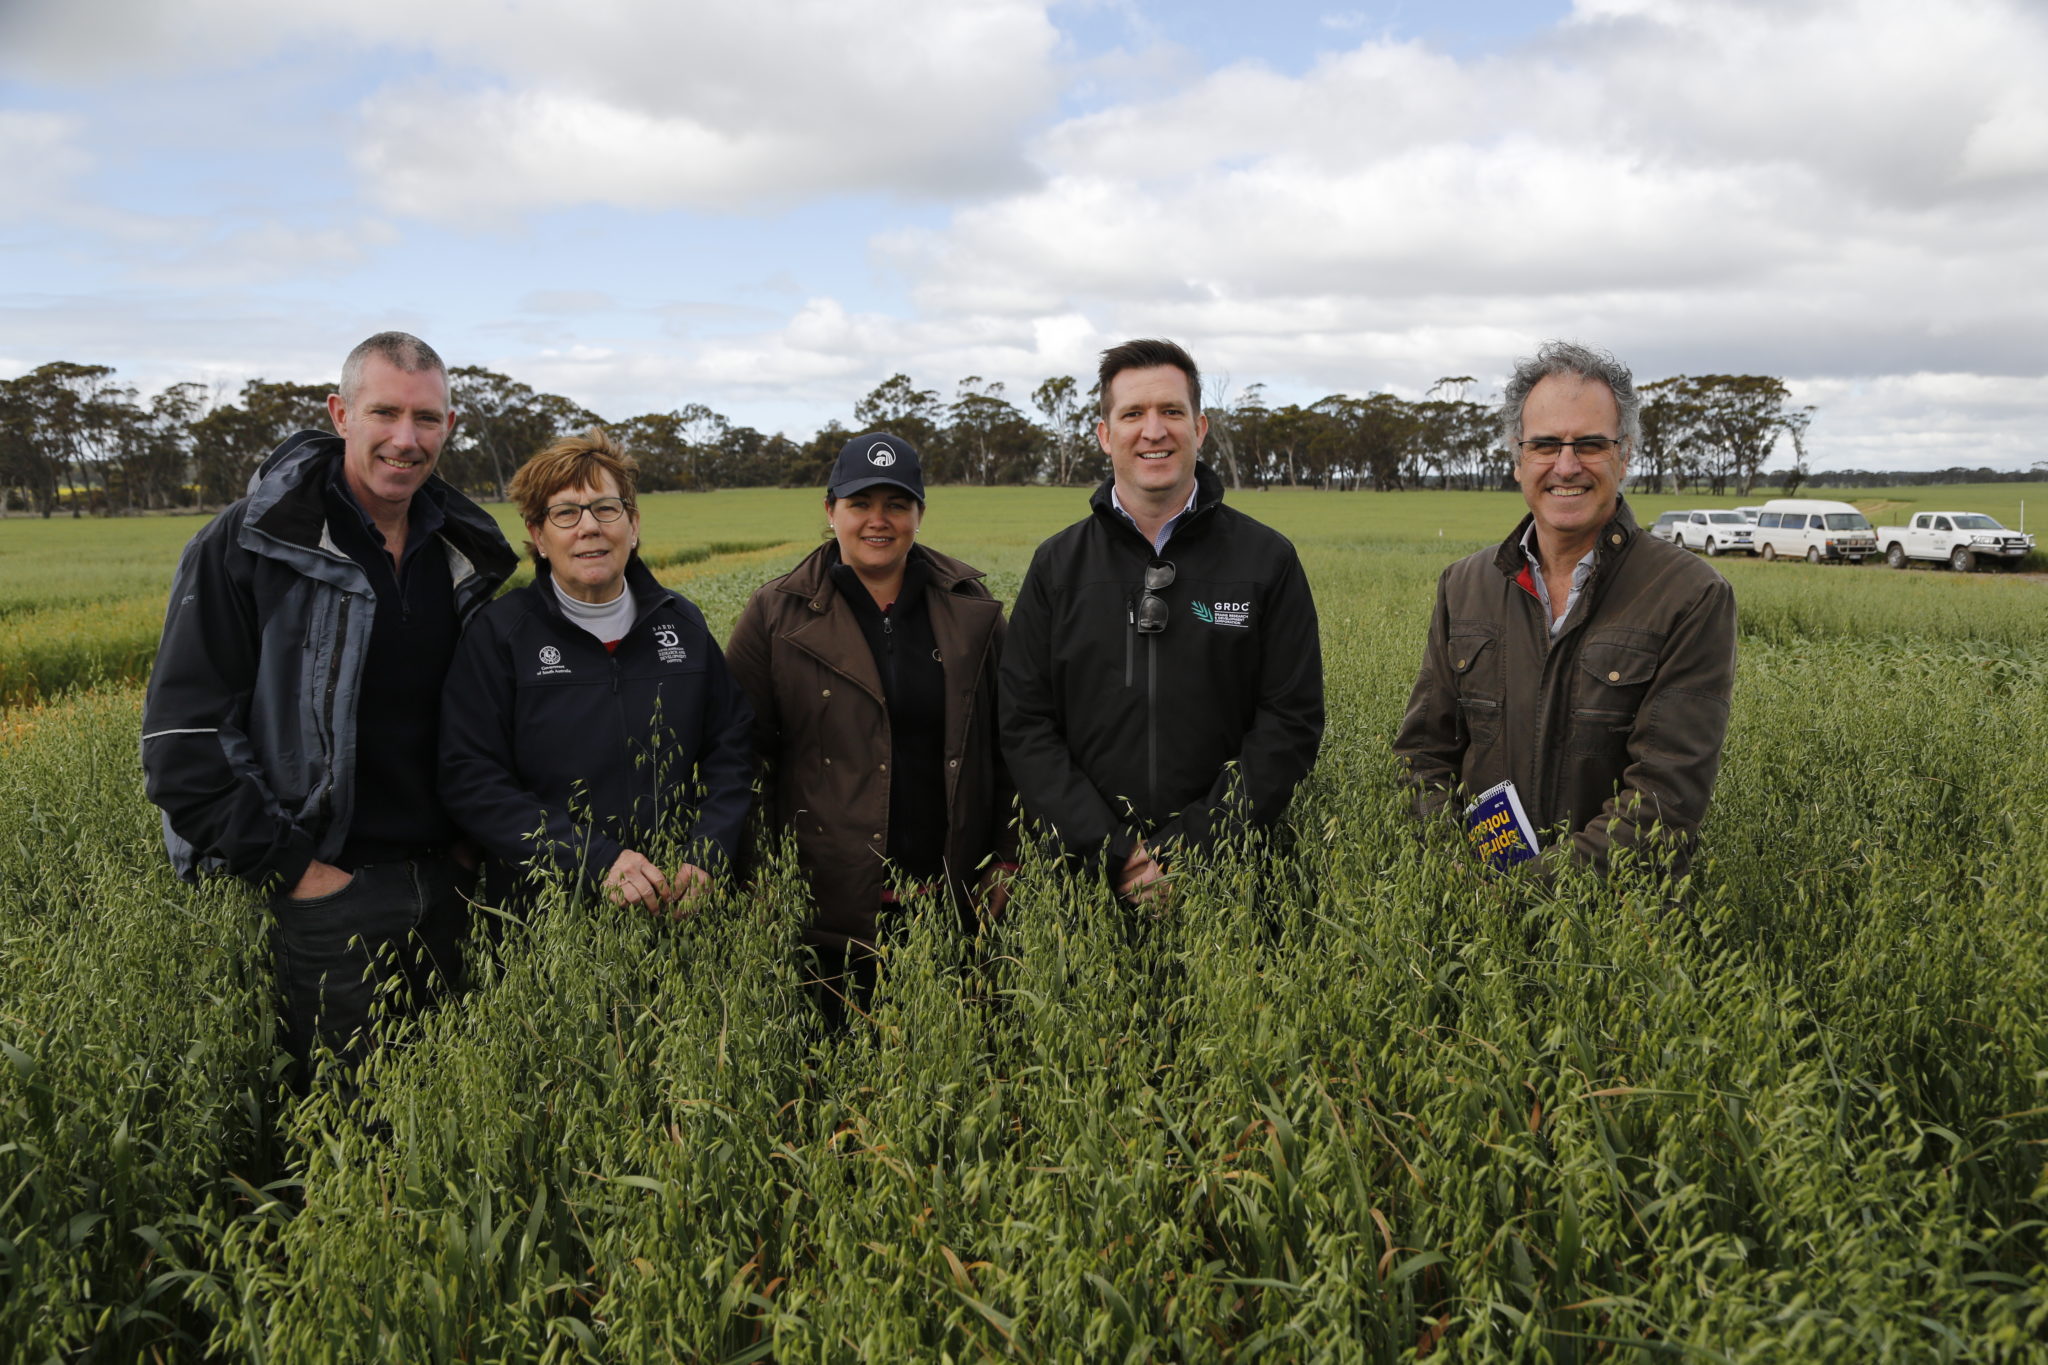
[1116,840,1171,908]
[605,848,711,918]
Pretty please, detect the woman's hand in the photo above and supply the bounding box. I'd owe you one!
[604,849,673,910]
[605,850,713,918]
[976,863,1016,921]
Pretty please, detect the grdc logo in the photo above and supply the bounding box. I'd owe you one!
[867,441,896,467]
[1194,601,1252,628]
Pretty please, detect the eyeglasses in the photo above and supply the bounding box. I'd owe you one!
[1136,560,1175,634]
[543,497,631,529]
[1518,437,1622,463]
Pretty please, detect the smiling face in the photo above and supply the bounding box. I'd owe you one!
[1097,364,1208,509]
[827,485,922,584]
[531,472,638,604]
[1514,373,1628,556]
[327,354,453,524]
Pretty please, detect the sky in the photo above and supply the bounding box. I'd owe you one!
[3,0,2045,472]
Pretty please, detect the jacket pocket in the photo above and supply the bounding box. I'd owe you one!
[1447,626,1501,701]
[1568,637,1657,758]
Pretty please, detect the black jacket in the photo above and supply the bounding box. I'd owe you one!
[439,557,755,896]
[142,431,515,887]
[999,463,1325,879]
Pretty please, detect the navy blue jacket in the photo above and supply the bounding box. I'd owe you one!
[439,557,754,895]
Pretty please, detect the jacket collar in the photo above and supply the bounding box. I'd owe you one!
[1088,461,1226,546]
[532,553,668,628]
[1492,496,1642,580]
[775,540,986,613]
[239,429,517,590]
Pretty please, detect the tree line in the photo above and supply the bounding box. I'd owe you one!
[0,360,1826,515]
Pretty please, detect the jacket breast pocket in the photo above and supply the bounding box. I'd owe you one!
[1568,635,1659,758]
[1448,625,1502,748]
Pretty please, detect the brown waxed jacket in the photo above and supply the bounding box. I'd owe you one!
[1392,499,1737,877]
[725,542,1016,950]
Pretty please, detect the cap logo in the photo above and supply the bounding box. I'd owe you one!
[867,442,896,468]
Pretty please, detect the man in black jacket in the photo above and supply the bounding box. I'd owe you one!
[1000,338,1324,904]
[142,332,516,1088]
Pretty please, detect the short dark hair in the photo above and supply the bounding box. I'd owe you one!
[339,331,446,405]
[1097,338,1201,419]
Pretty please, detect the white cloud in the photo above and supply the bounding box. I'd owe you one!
[7,0,2048,468]
[0,112,90,219]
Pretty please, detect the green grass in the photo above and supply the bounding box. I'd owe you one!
[2,487,2046,1360]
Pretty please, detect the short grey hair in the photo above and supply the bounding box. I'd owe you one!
[1500,340,1641,455]
[339,331,447,404]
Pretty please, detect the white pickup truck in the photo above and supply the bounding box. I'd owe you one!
[1876,512,2036,572]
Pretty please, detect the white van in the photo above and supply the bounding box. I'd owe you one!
[1753,499,1878,564]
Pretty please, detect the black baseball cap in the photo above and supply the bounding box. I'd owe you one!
[828,431,925,502]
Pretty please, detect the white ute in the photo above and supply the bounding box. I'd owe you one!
[1876,512,2036,572]
[1673,510,1757,557]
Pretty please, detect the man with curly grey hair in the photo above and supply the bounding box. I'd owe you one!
[1392,340,1736,881]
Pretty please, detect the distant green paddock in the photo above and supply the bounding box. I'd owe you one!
[1,482,2042,709]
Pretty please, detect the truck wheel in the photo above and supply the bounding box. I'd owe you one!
[1950,546,1976,573]
[1705,537,1721,557]
[1806,546,1822,564]
[1761,543,1777,561]
[1886,543,1907,569]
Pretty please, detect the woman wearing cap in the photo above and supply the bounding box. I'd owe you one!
[440,429,754,912]
[725,431,1015,1024]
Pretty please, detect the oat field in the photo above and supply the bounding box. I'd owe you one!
[2,485,2045,1362]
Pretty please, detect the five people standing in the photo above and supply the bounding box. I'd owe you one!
[143,329,1736,1081]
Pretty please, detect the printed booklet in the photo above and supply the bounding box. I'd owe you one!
[1464,779,1541,870]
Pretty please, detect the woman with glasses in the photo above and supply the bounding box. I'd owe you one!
[440,429,753,914]
[725,431,1016,1026]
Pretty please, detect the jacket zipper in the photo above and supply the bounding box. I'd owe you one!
[314,593,353,833]
[1124,595,1135,688]
[1146,634,1158,814]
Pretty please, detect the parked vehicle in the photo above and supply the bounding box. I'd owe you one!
[1876,512,2036,572]
[1673,510,1757,557]
[1733,506,1764,524]
[1649,511,1686,544]
[1753,499,1879,563]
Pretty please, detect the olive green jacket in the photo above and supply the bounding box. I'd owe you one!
[1392,499,1737,878]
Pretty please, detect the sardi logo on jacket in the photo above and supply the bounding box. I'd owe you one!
[1191,600,1252,628]
[867,442,896,467]
[654,624,688,664]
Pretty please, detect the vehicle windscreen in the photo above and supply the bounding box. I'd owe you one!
[1952,514,2003,530]
[1823,513,1872,531]
[1707,513,1745,524]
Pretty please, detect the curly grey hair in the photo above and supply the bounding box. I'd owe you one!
[1500,340,1640,456]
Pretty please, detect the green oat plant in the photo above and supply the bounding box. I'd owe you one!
[3,506,2048,1361]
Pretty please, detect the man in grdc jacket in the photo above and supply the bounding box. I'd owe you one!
[141,332,517,1089]
[1000,338,1325,906]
